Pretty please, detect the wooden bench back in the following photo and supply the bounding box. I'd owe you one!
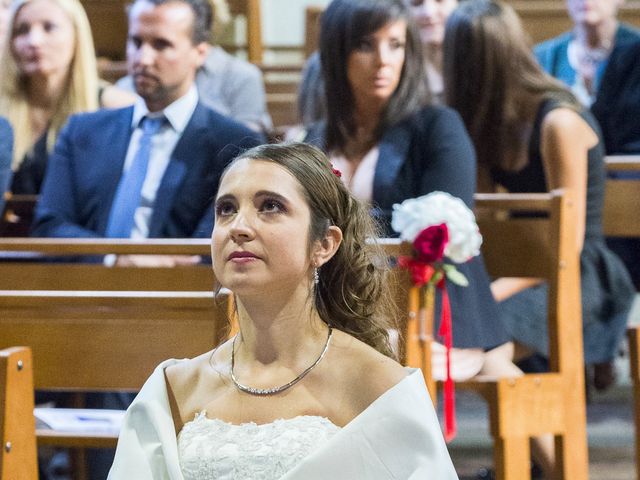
[0,239,214,291]
[259,63,302,130]
[0,240,231,464]
[0,291,229,392]
[469,190,587,479]
[475,190,582,374]
[603,155,640,238]
[605,155,640,479]
[0,346,37,480]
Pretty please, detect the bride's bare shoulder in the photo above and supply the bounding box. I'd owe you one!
[328,330,408,414]
[164,342,232,429]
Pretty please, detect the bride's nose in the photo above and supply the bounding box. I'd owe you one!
[229,210,256,243]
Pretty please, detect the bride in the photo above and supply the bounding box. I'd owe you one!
[108,142,457,479]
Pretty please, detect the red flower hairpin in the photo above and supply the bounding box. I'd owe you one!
[330,164,342,178]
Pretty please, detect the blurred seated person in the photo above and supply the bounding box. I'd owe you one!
[291,0,460,133]
[408,0,458,103]
[108,142,458,479]
[0,117,12,213]
[444,0,635,391]
[535,0,640,288]
[535,0,640,155]
[303,4,559,469]
[116,0,272,132]
[0,0,135,195]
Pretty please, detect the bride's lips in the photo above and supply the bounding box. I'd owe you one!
[228,251,260,263]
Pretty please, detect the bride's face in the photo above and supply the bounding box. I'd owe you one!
[211,159,315,297]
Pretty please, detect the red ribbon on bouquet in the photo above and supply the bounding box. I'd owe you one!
[437,282,456,442]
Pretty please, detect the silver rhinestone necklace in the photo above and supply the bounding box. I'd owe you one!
[230,327,333,396]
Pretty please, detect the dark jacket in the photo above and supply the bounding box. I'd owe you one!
[33,103,264,238]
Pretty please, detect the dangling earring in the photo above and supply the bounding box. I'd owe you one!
[313,267,320,286]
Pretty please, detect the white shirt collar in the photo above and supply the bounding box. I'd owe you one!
[131,85,199,133]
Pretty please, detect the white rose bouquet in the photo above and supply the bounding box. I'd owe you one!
[391,191,482,263]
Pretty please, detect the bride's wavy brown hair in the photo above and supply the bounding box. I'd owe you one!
[224,142,399,359]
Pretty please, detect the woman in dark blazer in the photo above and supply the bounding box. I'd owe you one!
[304,0,521,383]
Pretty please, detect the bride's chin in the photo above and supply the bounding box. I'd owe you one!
[221,276,267,296]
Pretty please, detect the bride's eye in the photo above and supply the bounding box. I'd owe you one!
[260,198,287,214]
[215,200,236,218]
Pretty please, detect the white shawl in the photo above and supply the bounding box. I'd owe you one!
[108,360,458,480]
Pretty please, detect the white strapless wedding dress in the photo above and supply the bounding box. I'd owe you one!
[177,412,340,480]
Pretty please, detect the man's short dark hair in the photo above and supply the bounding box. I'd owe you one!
[130,0,213,44]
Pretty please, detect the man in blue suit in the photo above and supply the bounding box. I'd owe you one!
[33,0,264,252]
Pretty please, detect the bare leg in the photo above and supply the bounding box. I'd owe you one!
[513,341,537,363]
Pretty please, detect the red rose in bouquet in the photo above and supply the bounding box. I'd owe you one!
[413,223,448,263]
[397,256,436,287]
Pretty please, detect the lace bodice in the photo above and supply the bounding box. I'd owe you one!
[178,412,341,480]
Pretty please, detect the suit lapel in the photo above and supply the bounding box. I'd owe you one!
[148,103,207,237]
[304,120,412,209]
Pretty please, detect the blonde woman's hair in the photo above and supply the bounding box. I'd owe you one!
[0,0,99,170]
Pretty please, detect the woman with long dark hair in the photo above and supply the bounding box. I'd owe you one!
[443,0,634,391]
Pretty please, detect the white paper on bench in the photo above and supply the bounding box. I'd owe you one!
[34,407,125,435]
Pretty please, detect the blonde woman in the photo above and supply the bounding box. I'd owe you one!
[0,0,133,194]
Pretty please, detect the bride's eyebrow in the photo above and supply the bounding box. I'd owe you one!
[214,193,235,204]
[254,191,290,203]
